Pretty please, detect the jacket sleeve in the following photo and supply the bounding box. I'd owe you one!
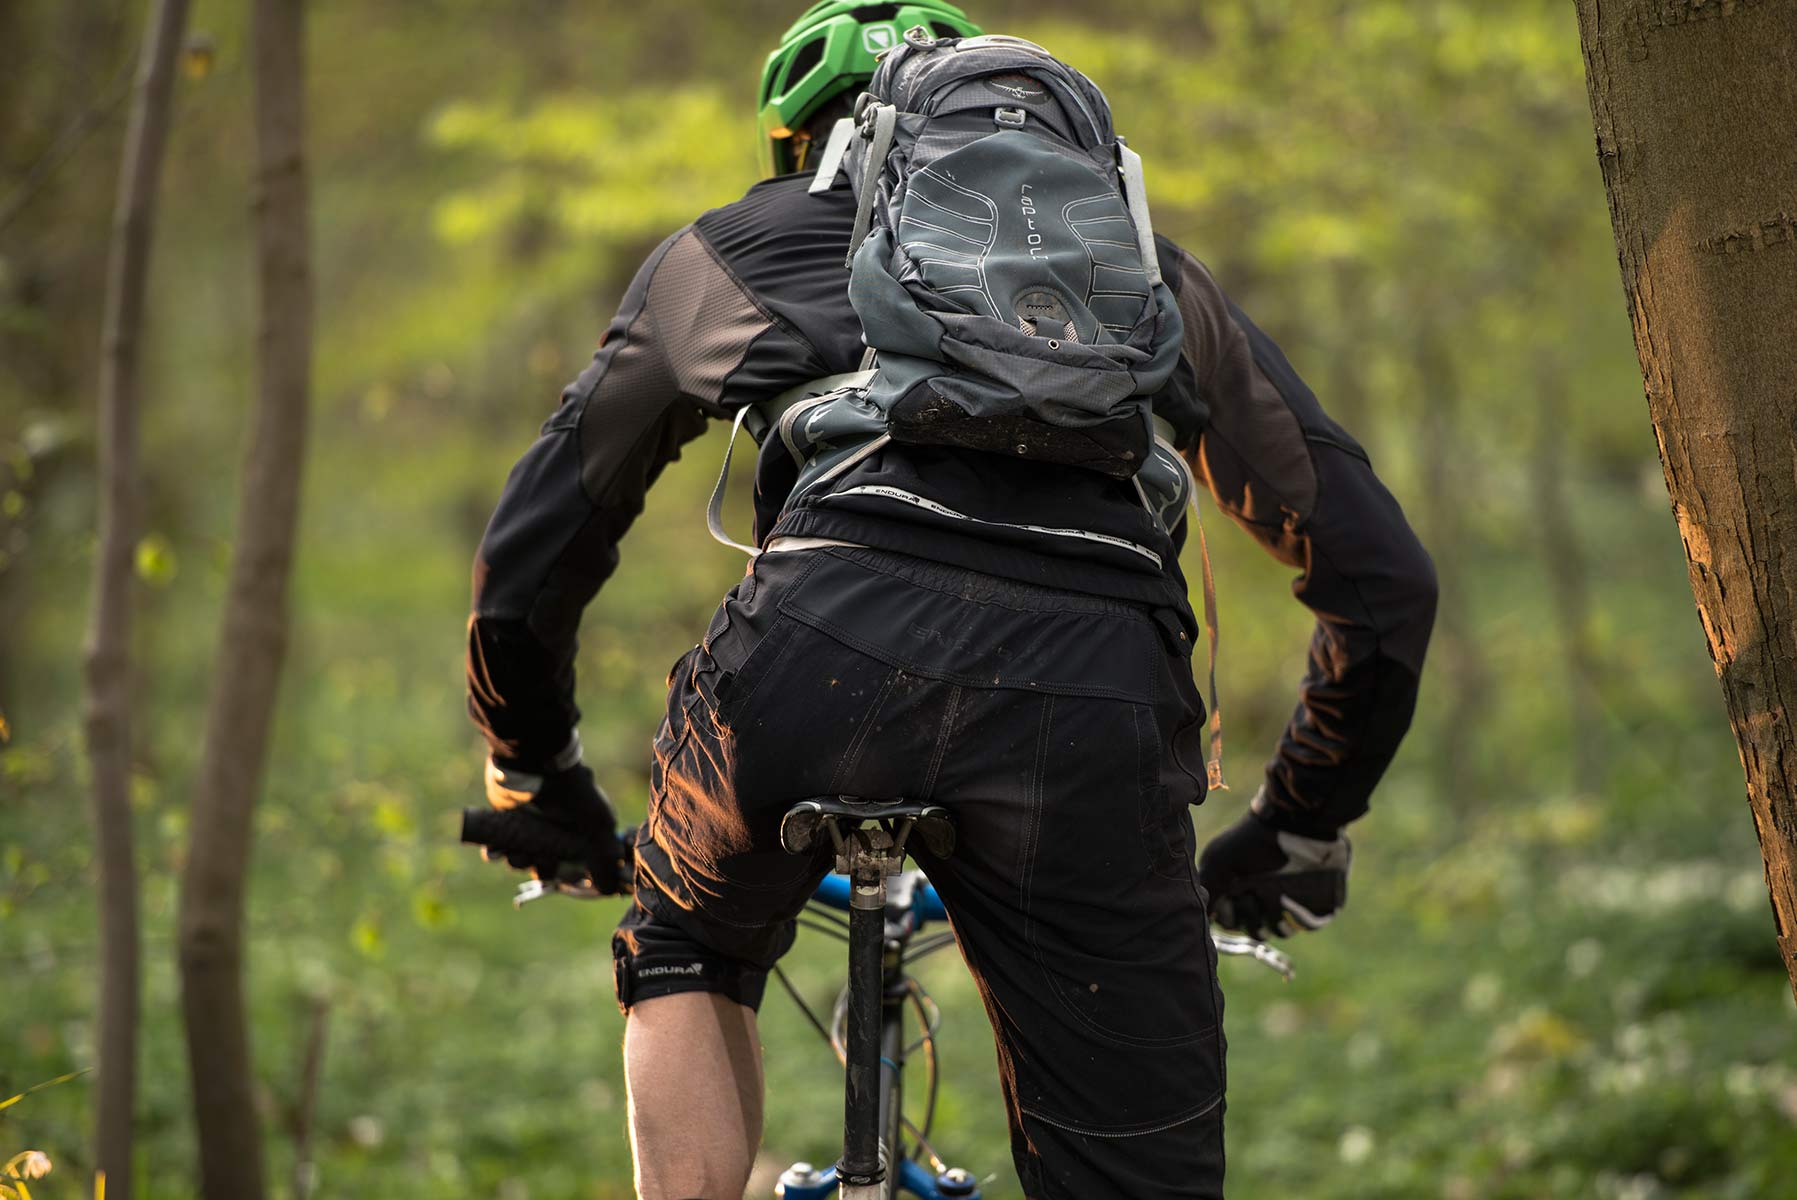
[1158,241,1438,836]
[467,226,829,770]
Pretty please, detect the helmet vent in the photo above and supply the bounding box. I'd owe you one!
[781,34,828,95]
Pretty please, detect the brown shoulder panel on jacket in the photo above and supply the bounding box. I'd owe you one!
[1170,249,1318,545]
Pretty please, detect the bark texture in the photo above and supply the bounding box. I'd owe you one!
[82,2,190,1194]
[1574,0,1797,998]
[175,0,311,1194]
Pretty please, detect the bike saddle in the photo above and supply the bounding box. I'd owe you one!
[780,796,957,858]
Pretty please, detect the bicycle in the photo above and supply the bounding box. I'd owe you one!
[463,796,1294,1199]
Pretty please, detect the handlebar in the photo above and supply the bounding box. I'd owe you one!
[459,807,630,902]
[460,806,596,867]
[462,812,1294,979]
[810,871,1292,979]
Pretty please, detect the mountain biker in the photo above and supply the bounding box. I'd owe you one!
[462,3,1436,1196]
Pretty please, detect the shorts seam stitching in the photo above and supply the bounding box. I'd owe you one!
[920,684,961,801]
[829,666,902,793]
[1019,1090,1222,1139]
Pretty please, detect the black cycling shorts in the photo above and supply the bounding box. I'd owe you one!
[612,545,1226,1198]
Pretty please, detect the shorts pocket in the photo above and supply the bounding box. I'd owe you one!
[697,612,799,729]
[1021,696,1219,1048]
[1141,783,1194,882]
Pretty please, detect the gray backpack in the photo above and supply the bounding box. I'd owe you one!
[712,29,1195,539]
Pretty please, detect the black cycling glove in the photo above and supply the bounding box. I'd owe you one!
[1197,800,1351,938]
[477,748,625,894]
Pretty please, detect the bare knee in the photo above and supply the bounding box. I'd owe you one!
[626,992,764,1199]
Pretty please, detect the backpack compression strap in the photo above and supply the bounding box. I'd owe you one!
[1116,139,1163,288]
[844,101,899,268]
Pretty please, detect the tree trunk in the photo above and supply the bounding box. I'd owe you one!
[175,0,311,1195]
[1530,360,1605,797]
[82,2,189,1195]
[1415,325,1490,806]
[1574,1,1797,998]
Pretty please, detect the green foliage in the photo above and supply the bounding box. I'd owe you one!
[427,88,751,251]
[1,1,1792,1197]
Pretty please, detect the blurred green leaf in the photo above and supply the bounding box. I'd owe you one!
[133,534,177,587]
[351,915,385,960]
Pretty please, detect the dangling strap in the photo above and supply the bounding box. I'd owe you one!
[706,404,762,558]
[1116,140,1163,287]
[807,117,856,195]
[707,370,880,558]
[1189,488,1226,790]
[845,103,898,268]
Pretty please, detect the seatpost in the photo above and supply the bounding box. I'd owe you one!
[838,824,895,1199]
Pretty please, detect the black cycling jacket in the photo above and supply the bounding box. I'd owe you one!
[467,173,1437,836]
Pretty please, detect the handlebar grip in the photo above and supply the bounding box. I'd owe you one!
[460,805,594,866]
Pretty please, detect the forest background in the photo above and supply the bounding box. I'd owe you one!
[3,0,1795,1197]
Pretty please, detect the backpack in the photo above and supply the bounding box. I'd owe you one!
[713,30,1192,528]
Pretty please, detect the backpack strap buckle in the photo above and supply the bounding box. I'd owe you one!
[902,24,940,50]
[994,106,1026,127]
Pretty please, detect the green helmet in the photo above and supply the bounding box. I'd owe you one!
[758,1,983,177]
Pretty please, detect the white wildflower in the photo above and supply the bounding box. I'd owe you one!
[8,1151,51,1180]
[1462,972,1502,1014]
[1565,938,1603,978]
[1338,1126,1376,1165]
[347,1114,385,1149]
[1260,1001,1301,1039]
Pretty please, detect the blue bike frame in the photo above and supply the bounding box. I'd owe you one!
[812,872,949,924]
[777,1157,969,1200]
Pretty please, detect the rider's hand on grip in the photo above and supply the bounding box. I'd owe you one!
[461,760,626,895]
[1197,801,1350,939]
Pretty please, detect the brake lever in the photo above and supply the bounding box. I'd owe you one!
[510,833,637,908]
[514,876,602,907]
[1210,928,1295,981]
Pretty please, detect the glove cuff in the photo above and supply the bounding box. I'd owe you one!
[487,733,583,808]
[1249,784,1344,842]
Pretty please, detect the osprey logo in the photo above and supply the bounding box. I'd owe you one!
[990,74,1046,101]
[1020,184,1044,258]
[862,24,898,54]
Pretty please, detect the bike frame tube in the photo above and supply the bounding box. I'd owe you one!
[878,931,911,1200]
